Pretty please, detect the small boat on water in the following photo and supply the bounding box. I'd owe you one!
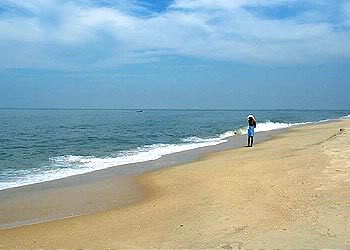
[136,109,143,113]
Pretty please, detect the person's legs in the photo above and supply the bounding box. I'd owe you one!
[251,136,254,147]
[247,127,255,147]
[248,136,253,147]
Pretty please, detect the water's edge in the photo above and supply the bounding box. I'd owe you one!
[0,117,346,229]
[2,110,348,191]
[0,128,286,229]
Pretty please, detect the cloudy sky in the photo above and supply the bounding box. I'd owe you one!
[1,0,350,109]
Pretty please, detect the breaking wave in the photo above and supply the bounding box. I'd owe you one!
[0,120,318,190]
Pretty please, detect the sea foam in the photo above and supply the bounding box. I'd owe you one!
[0,120,309,190]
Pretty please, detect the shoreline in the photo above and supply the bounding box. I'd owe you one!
[0,127,285,229]
[1,116,344,193]
[0,118,349,248]
[5,114,346,193]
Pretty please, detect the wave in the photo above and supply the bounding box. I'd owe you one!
[234,121,309,135]
[0,120,314,191]
[0,140,225,191]
[253,121,309,132]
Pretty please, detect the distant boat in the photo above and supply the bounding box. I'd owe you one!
[136,109,143,113]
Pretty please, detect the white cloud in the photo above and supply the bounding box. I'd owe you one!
[344,1,350,26]
[170,0,295,10]
[0,0,350,69]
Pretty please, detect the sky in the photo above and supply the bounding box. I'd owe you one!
[0,0,350,109]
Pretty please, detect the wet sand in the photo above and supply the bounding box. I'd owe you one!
[0,175,144,229]
[0,130,278,229]
[0,119,349,249]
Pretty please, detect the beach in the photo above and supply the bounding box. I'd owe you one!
[1,119,349,249]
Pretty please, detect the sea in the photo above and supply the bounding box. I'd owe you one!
[0,109,349,191]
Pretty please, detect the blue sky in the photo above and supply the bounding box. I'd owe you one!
[0,0,350,109]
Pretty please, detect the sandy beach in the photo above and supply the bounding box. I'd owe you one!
[1,119,349,249]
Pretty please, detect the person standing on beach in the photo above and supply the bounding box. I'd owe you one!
[247,115,257,147]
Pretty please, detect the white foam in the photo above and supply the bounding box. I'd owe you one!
[219,130,238,138]
[256,121,309,132]
[0,140,225,190]
[231,121,307,135]
[0,120,325,191]
[181,136,224,143]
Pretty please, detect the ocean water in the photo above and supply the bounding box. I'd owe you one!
[0,109,349,190]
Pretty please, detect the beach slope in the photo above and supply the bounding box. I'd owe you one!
[1,119,350,249]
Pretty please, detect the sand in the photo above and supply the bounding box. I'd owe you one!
[0,174,144,229]
[0,130,276,230]
[0,119,349,249]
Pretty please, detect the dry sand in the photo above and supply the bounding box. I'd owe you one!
[0,119,349,249]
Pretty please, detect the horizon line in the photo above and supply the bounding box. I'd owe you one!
[0,107,349,112]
